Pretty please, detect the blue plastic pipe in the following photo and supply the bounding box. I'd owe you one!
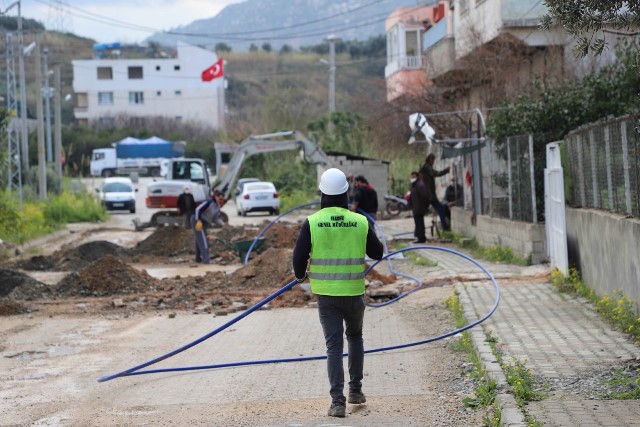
[98,245,499,382]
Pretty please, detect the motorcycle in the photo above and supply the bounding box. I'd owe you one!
[384,193,410,217]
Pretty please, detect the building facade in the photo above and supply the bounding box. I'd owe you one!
[386,0,572,109]
[72,43,225,129]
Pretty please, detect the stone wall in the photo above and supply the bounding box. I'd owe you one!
[451,207,547,264]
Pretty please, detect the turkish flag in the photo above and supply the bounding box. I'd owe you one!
[201,58,224,82]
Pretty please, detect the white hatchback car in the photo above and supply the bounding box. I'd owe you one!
[235,181,280,216]
[97,177,138,213]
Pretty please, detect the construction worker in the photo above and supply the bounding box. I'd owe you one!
[192,190,225,264]
[292,168,384,418]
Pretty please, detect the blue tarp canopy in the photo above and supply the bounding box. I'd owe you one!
[115,137,185,158]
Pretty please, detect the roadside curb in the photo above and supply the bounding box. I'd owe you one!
[457,283,526,427]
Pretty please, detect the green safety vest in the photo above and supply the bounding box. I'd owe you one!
[308,207,369,296]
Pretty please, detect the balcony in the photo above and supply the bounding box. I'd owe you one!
[385,55,423,79]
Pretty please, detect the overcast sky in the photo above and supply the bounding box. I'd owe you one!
[12,0,245,44]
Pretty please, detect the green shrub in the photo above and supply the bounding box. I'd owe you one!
[0,190,107,244]
[42,192,107,225]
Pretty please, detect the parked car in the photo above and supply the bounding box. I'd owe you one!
[97,177,137,213]
[234,177,260,197]
[235,181,280,216]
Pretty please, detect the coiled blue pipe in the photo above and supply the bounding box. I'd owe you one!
[97,245,499,383]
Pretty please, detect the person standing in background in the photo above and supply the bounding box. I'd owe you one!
[419,153,450,232]
[351,175,378,222]
[177,186,196,229]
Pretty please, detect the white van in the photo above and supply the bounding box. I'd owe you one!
[96,177,138,213]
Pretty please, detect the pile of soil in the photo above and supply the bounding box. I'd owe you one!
[228,247,295,290]
[0,269,53,300]
[131,225,194,259]
[14,240,130,272]
[56,254,160,297]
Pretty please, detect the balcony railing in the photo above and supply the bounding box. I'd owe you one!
[385,55,423,78]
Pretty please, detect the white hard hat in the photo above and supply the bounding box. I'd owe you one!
[319,168,349,195]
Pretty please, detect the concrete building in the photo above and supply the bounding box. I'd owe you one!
[386,0,571,109]
[385,3,453,102]
[72,42,225,129]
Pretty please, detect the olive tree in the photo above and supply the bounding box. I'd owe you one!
[540,0,640,57]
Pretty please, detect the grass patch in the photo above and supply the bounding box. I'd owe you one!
[551,268,640,345]
[394,242,438,267]
[0,189,107,245]
[603,367,640,399]
[445,292,501,425]
[448,232,531,265]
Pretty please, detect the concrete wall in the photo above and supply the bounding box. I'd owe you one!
[451,207,547,264]
[566,208,640,314]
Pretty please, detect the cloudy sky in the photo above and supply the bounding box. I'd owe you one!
[13,0,245,44]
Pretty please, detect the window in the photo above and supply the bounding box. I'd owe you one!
[155,65,161,71]
[174,65,180,71]
[92,151,105,161]
[97,67,113,80]
[156,91,162,96]
[75,92,88,108]
[129,91,144,105]
[128,66,143,79]
[175,90,182,96]
[97,92,113,105]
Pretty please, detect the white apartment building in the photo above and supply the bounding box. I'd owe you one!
[72,42,225,129]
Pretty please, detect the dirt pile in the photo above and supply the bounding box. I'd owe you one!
[228,247,295,290]
[14,240,130,272]
[56,254,160,297]
[0,269,53,300]
[131,225,194,259]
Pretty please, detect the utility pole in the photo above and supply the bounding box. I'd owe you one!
[35,41,47,200]
[5,31,22,204]
[54,64,62,180]
[324,34,340,114]
[17,1,29,173]
[43,47,53,163]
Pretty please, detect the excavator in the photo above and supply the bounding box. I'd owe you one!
[134,130,336,230]
[213,130,336,200]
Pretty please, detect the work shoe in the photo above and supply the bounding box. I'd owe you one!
[327,402,346,418]
[348,390,366,404]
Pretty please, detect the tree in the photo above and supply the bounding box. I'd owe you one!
[261,43,272,53]
[540,0,640,57]
[249,44,259,52]
[215,42,232,53]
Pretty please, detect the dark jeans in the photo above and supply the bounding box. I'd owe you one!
[413,213,426,242]
[317,294,366,404]
[428,200,450,231]
[190,214,210,264]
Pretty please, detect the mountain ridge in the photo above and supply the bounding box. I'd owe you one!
[146,0,415,51]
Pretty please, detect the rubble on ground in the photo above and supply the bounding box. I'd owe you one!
[0,221,401,316]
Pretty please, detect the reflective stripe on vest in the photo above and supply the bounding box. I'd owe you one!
[308,206,369,296]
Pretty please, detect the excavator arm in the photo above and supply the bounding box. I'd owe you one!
[214,130,335,200]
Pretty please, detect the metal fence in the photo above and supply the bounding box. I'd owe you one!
[479,135,540,223]
[565,113,640,217]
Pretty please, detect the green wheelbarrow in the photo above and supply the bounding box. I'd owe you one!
[216,238,266,261]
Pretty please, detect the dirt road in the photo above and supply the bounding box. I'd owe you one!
[1,197,487,426]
